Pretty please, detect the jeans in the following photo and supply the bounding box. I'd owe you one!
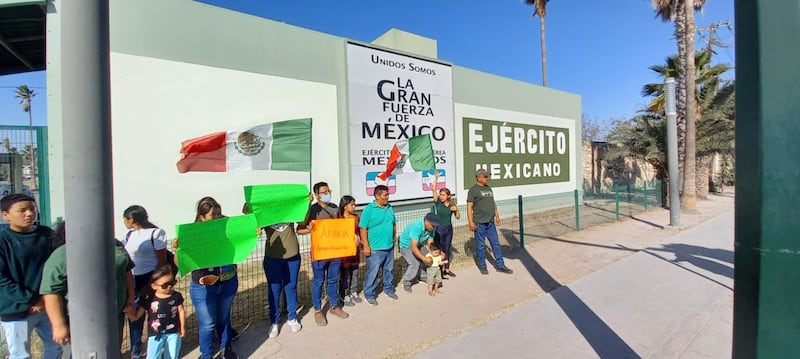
[474,222,505,269]
[436,224,454,270]
[339,262,359,300]
[311,258,341,310]
[146,332,181,359]
[263,255,301,324]
[190,275,238,358]
[399,247,426,287]
[363,248,395,299]
[130,271,154,358]
[1,312,62,359]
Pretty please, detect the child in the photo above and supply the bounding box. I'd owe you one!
[338,195,363,306]
[425,243,448,296]
[0,194,62,359]
[128,266,185,359]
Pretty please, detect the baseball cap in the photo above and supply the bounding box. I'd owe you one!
[424,213,440,226]
[475,168,489,177]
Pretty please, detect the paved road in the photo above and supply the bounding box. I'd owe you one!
[414,209,734,359]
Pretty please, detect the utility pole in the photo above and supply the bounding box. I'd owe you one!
[696,20,732,58]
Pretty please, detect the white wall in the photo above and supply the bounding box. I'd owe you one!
[453,103,578,201]
[110,53,338,238]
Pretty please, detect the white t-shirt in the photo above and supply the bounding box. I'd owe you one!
[124,228,167,275]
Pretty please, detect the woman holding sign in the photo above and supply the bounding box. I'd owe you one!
[185,197,239,359]
[262,219,310,338]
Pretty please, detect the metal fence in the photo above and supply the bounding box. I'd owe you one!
[0,125,50,226]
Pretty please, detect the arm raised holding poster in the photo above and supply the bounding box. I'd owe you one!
[244,184,310,227]
[310,218,357,261]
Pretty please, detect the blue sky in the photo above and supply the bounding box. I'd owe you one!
[0,0,734,128]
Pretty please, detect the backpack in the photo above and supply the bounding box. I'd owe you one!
[126,228,178,276]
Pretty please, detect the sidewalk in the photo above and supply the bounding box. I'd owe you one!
[183,194,734,358]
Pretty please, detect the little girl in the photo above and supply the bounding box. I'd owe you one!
[425,243,448,296]
[128,266,185,359]
[338,195,363,306]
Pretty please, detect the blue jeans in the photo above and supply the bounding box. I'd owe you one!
[312,258,341,310]
[263,255,301,324]
[436,224,454,270]
[190,275,238,359]
[129,271,154,358]
[363,248,395,299]
[474,222,505,269]
[146,332,181,359]
[1,312,62,359]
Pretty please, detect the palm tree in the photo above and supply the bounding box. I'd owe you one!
[606,115,669,207]
[525,0,549,87]
[14,85,36,188]
[642,51,730,115]
[651,0,705,211]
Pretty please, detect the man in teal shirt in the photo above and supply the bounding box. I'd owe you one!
[359,185,397,306]
[399,213,438,293]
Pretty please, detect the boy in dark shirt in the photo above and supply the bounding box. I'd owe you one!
[0,194,62,359]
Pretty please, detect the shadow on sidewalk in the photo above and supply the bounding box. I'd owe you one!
[498,229,642,359]
[627,243,733,291]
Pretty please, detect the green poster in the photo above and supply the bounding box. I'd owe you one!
[175,214,259,275]
[244,184,310,227]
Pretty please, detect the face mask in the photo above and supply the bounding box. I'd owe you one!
[320,194,332,203]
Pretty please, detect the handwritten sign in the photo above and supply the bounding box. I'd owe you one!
[175,214,259,275]
[310,218,357,261]
[244,184,309,227]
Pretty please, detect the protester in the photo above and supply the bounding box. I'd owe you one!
[298,182,349,326]
[467,169,514,275]
[39,221,136,358]
[359,185,398,306]
[398,213,438,293]
[0,194,62,359]
[122,205,169,359]
[337,195,363,306]
[127,266,185,359]
[430,170,459,278]
[251,200,309,337]
[425,242,448,296]
[175,197,239,359]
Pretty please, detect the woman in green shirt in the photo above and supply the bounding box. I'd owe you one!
[431,171,459,278]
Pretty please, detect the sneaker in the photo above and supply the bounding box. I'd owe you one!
[496,266,514,274]
[385,292,399,301]
[268,324,279,338]
[330,306,349,319]
[343,294,355,307]
[221,348,239,359]
[314,311,328,326]
[351,293,363,303]
[366,297,378,306]
[287,319,302,332]
[403,285,412,293]
[479,268,489,275]
[447,270,456,278]
[230,328,240,342]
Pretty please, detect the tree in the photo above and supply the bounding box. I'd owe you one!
[582,114,608,141]
[525,0,549,87]
[606,115,669,206]
[642,51,730,115]
[14,85,36,188]
[2,138,17,154]
[651,0,706,211]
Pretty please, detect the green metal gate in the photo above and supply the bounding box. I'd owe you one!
[0,125,50,225]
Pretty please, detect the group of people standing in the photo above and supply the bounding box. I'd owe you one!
[0,168,513,359]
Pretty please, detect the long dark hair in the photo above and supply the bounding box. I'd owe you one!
[140,265,175,300]
[123,205,158,229]
[51,220,66,248]
[195,196,224,222]
[338,195,356,217]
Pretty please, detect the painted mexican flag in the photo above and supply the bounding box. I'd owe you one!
[378,134,436,180]
[176,118,312,173]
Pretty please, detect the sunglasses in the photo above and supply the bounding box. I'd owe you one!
[154,279,177,289]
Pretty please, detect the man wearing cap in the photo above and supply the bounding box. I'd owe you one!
[398,213,439,293]
[467,168,514,275]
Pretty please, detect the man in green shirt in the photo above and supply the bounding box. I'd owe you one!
[359,185,398,306]
[467,169,514,275]
[398,213,438,293]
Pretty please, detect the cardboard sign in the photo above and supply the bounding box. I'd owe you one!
[310,217,357,261]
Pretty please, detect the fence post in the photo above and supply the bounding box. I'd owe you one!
[518,195,524,247]
[644,181,649,211]
[574,189,580,231]
[615,184,620,221]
